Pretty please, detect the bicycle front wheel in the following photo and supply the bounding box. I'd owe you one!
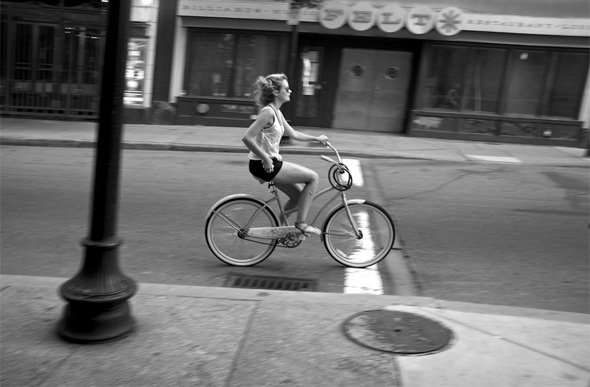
[323,201,395,268]
[205,197,278,266]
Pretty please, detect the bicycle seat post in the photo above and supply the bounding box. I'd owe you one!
[268,182,289,226]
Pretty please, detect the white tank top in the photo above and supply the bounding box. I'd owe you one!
[248,105,285,161]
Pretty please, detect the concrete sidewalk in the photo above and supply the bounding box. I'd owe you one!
[1,275,589,387]
[1,117,588,166]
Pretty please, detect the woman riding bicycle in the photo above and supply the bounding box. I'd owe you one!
[242,73,328,236]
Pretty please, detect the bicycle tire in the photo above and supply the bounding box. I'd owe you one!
[322,201,395,268]
[205,197,279,266]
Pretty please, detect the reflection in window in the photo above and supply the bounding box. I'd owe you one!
[185,32,279,98]
[548,52,588,118]
[424,44,588,120]
[296,48,322,118]
[425,45,504,112]
[38,25,55,81]
[505,51,548,115]
[14,24,33,81]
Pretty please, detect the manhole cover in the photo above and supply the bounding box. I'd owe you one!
[224,273,317,291]
[342,309,453,355]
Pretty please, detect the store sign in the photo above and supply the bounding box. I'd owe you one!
[435,7,463,36]
[176,0,590,37]
[464,14,590,36]
[348,1,375,32]
[406,5,435,35]
[178,0,318,22]
[319,0,347,29]
[376,4,405,33]
[124,39,147,106]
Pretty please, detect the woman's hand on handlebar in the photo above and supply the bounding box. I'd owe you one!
[316,135,329,146]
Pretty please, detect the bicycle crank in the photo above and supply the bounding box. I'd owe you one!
[278,232,304,248]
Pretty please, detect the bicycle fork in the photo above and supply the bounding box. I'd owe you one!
[340,192,363,239]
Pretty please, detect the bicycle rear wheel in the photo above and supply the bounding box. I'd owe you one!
[205,197,278,266]
[323,201,395,268]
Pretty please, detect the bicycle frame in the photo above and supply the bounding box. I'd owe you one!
[242,143,362,240]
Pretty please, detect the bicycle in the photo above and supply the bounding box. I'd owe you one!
[205,143,396,268]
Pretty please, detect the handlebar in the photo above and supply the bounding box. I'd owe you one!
[321,142,343,165]
[320,142,353,191]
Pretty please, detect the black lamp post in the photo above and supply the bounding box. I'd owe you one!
[57,0,137,343]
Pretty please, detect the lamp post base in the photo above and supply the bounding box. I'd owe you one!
[57,298,136,343]
[57,237,137,343]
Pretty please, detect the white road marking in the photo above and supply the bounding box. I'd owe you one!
[344,266,383,294]
[343,158,364,186]
[339,161,384,295]
[343,212,383,294]
[467,155,522,163]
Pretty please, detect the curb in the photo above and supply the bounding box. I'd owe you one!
[0,137,433,161]
[4,274,589,323]
[2,137,589,167]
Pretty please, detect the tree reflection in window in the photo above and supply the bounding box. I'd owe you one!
[185,32,279,98]
[425,45,504,113]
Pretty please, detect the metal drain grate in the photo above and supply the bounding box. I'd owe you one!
[224,273,317,291]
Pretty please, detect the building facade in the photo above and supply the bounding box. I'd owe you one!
[165,0,589,146]
[1,0,589,146]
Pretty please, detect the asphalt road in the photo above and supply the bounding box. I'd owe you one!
[1,145,588,313]
[366,158,589,313]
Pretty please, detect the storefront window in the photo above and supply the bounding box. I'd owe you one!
[38,25,55,82]
[185,32,279,98]
[425,45,505,113]
[296,47,323,118]
[504,50,549,115]
[425,44,588,120]
[124,38,147,105]
[548,52,588,119]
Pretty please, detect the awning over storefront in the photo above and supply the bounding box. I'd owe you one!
[178,0,589,18]
[178,0,590,37]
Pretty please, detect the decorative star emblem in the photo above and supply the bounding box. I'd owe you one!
[438,9,462,34]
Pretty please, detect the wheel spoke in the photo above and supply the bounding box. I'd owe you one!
[205,198,278,266]
[323,202,395,268]
[323,229,357,237]
[213,210,243,232]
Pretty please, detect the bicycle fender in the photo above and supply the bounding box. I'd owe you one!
[206,194,268,219]
[346,199,366,205]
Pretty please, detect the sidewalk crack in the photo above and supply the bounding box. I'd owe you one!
[223,300,261,387]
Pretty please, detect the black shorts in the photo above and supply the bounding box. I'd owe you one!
[249,157,283,182]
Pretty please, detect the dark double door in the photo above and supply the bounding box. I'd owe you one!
[293,45,412,133]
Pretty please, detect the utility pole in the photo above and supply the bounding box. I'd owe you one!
[284,0,320,131]
[285,0,302,125]
[57,0,137,343]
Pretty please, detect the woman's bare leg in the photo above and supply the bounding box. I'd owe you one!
[274,181,303,213]
[273,161,319,224]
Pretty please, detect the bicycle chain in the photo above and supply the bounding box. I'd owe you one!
[238,230,305,248]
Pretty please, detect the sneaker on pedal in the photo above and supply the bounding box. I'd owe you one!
[295,223,321,237]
